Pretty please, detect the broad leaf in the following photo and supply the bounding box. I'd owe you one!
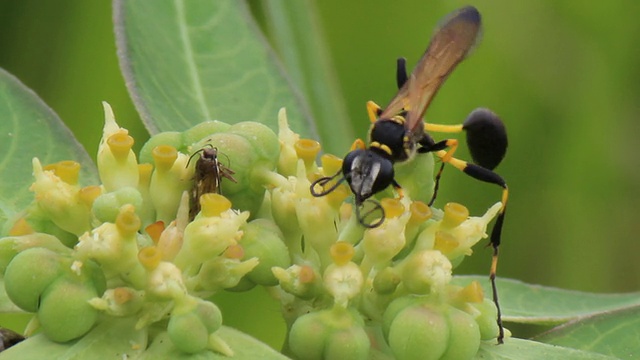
[454,276,640,324]
[0,68,97,235]
[475,338,616,360]
[254,1,354,153]
[140,326,289,360]
[534,305,640,359]
[0,317,146,359]
[114,0,317,138]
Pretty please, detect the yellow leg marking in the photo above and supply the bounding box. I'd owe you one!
[425,123,464,133]
[395,187,405,200]
[350,139,366,151]
[436,150,467,171]
[437,139,459,163]
[501,188,509,209]
[366,101,382,123]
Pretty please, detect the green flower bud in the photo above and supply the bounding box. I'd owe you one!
[174,208,249,270]
[440,307,481,360]
[196,255,259,291]
[372,267,401,295]
[288,307,369,360]
[4,247,65,312]
[387,302,449,360]
[30,158,92,236]
[168,311,209,354]
[360,208,409,272]
[147,261,187,299]
[149,146,192,223]
[97,102,139,192]
[323,261,363,308]
[92,187,144,224]
[272,264,322,299]
[88,287,145,316]
[270,183,303,256]
[399,250,452,295]
[38,277,100,342]
[241,219,291,286]
[75,205,145,288]
[276,108,301,177]
[469,298,500,340]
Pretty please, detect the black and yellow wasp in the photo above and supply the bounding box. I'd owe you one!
[310,6,508,343]
[187,145,236,220]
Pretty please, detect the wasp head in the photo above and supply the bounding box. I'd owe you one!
[343,148,395,205]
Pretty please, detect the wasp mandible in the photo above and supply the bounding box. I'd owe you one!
[310,6,509,343]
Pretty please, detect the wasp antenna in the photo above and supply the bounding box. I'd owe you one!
[310,170,345,197]
[355,199,385,228]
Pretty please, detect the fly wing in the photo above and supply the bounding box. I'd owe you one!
[379,6,482,133]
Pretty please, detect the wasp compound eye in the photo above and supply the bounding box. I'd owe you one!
[343,149,395,204]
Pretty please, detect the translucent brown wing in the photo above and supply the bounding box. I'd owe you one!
[379,6,482,133]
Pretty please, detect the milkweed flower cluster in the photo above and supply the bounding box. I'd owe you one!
[0,103,504,359]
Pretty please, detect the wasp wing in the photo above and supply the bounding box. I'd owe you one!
[379,6,482,134]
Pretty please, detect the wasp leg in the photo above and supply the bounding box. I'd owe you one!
[417,136,459,205]
[366,101,384,123]
[351,138,367,150]
[396,57,408,89]
[434,150,508,344]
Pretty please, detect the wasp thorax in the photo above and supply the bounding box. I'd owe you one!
[342,149,394,204]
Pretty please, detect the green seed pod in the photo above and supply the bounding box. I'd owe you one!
[4,247,64,312]
[167,311,209,354]
[372,267,401,295]
[38,277,99,342]
[387,303,449,360]
[381,295,425,340]
[440,306,481,360]
[241,219,291,286]
[288,307,369,360]
[324,322,370,360]
[194,299,223,333]
[92,187,144,223]
[470,298,500,340]
[227,122,279,163]
[182,120,231,147]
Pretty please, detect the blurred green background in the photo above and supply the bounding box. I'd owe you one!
[1,0,639,336]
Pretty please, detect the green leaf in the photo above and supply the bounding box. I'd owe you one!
[141,326,289,360]
[253,1,354,153]
[534,305,640,359]
[475,338,617,360]
[0,68,98,235]
[0,323,288,359]
[453,276,640,324]
[114,0,317,139]
[0,317,146,359]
